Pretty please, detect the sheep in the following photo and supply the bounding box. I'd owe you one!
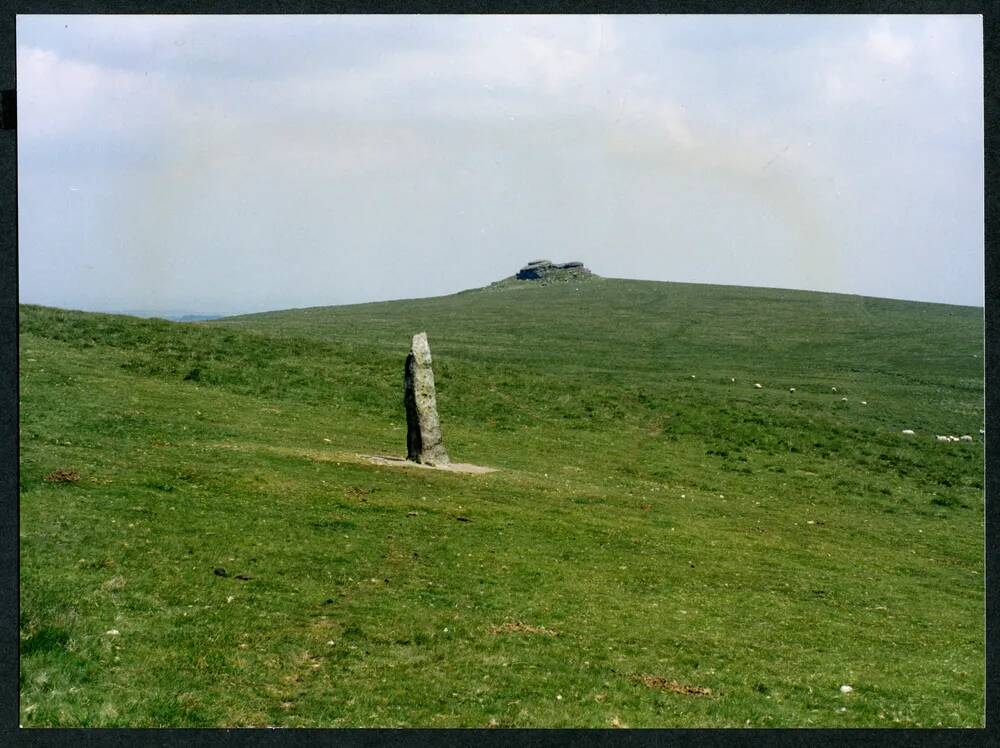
[840,397,848,402]
[754,383,763,389]
[960,435,973,442]
[901,429,915,435]
[789,387,796,393]
[730,378,736,383]
[831,387,838,392]
[935,435,951,443]
[861,401,868,405]
[949,435,961,442]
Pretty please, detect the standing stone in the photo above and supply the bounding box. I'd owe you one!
[404,332,450,466]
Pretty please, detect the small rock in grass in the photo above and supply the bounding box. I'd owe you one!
[213,567,228,577]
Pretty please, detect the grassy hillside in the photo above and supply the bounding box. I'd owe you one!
[19,278,984,727]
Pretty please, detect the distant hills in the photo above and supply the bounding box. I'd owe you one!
[101,309,223,322]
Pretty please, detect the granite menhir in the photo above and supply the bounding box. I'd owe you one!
[403,332,450,466]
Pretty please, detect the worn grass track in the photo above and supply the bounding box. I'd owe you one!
[19,277,983,726]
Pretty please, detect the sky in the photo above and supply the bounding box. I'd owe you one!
[17,14,984,315]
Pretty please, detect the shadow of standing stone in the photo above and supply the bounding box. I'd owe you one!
[404,332,450,466]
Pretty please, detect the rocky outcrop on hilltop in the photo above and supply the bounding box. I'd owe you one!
[481,260,598,292]
[515,260,593,281]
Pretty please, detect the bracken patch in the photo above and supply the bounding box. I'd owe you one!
[634,674,712,696]
[488,621,558,637]
[42,469,80,483]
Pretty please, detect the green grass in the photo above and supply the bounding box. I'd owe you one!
[19,277,984,727]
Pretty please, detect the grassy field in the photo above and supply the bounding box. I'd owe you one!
[18,277,984,727]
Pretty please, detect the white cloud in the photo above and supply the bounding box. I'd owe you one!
[865,22,915,67]
[17,45,178,141]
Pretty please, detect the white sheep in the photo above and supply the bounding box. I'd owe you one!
[861,401,868,405]
[831,387,838,392]
[935,435,951,443]
[754,383,763,389]
[949,436,960,442]
[901,429,915,435]
[789,387,796,393]
[960,435,973,442]
[840,397,848,402]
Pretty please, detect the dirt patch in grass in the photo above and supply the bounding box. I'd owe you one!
[42,468,80,483]
[359,454,497,474]
[210,443,497,474]
[488,621,558,637]
[634,674,712,696]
